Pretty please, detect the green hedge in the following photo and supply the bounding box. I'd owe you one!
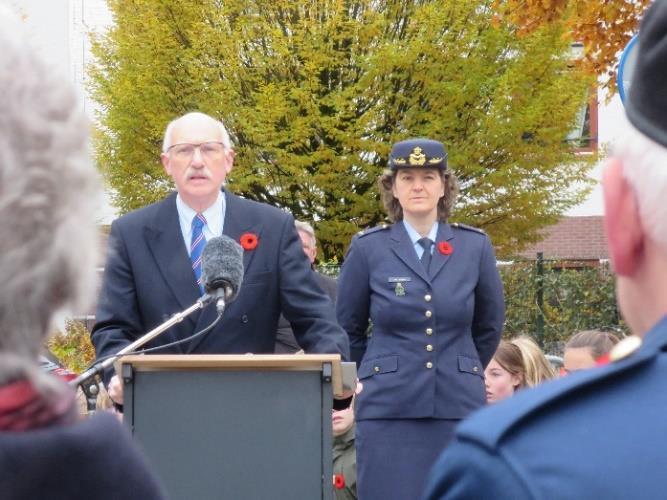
[500,260,627,351]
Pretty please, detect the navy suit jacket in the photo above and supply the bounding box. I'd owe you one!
[423,316,667,500]
[336,222,504,420]
[92,190,349,372]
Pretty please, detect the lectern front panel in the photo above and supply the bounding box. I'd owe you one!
[125,368,332,500]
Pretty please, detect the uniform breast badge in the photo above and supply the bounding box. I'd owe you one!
[394,282,406,296]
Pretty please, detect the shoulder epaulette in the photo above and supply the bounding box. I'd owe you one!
[357,224,390,238]
[451,222,485,234]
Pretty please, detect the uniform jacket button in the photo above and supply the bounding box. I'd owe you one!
[426,362,433,369]
[424,294,432,302]
[425,310,432,318]
[426,328,433,335]
[426,345,433,352]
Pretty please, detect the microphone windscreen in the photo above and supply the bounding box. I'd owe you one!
[201,235,244,301]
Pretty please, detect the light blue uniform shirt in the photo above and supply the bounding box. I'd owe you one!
[176,191,226,256]
[402,220,439,259]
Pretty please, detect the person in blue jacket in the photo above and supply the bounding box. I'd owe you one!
[422,2,667,499]
[336,138,505,500]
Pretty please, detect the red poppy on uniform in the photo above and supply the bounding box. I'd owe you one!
[333,473,346,489]
[438,241,453,255]
[239,232,258,251]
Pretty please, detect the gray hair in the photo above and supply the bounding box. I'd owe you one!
[295,220,316,248]
[614,116,667,248]
[162,112,232,152]
[0,9,100,384]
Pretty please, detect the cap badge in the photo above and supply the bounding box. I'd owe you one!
[393,146,444,167]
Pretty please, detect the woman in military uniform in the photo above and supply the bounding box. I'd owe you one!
[336,138,504,500]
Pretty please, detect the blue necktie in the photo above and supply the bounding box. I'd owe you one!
[418,237,433,272]
[191,213,207,295]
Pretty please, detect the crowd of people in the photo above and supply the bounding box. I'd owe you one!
[3,0,667,498]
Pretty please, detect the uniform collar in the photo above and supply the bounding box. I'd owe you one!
[402,219,438,245]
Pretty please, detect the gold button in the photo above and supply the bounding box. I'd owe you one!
[426,362,433,369]
[425,294,432,302]
[426,345,433,352]
[426,328,433,335]
[425,310,432,318]
[473,366,479,372]
[374,366,380,373]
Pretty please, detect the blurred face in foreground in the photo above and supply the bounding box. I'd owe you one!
[484,358,521,404]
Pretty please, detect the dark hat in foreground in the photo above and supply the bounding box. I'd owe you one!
[626,0,667,148]
[388,138,448,171]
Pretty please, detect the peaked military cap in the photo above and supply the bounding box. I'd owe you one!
[388,138,448,171]
[626,0,667,148]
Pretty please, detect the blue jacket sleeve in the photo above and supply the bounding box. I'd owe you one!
[90,220,144,383]
[471,235,505,368]
[278,214,350,360]
[336,236,371,365]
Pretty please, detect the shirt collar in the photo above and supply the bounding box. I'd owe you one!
[402,219,438,245]
[176,190,225,237]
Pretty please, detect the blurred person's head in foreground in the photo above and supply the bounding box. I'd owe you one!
[0,6,100,425]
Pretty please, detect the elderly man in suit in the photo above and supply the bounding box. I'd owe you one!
[423,1,667,498]
[92,112,349,403]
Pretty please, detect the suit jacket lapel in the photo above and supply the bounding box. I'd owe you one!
[389,223,430,283]
[430,223,454,280]
[145,193,201,314]
[221,190,262,272]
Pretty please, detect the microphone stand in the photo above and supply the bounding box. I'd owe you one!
[70,293,227,389]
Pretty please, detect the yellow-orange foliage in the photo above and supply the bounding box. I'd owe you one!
[493,0,651,93]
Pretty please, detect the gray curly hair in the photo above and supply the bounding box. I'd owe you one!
[0,9,100,383]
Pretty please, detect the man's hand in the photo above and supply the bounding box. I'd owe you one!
[107,374,124,406]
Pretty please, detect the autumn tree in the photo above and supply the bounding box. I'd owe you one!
[91,0,594,259]
[492,0,652,93]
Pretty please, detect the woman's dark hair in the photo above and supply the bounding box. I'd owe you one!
[377,168,459,222]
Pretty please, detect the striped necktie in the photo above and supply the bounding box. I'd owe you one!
[191,213,207,294]
[418,237,433,272]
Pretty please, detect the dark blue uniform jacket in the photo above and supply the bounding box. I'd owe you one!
[337,222,504,421]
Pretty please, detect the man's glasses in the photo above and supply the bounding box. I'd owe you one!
[167,142,226,161]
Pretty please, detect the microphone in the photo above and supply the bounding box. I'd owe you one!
[201,235,244,308]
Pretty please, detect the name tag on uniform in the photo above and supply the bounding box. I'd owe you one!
[388,277,410,296]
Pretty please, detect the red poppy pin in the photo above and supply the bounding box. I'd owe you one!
[239,232,258,251]
[438,241,453,255]
[333,473,346,489]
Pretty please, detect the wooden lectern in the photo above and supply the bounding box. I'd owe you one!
[119,354,345,500]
